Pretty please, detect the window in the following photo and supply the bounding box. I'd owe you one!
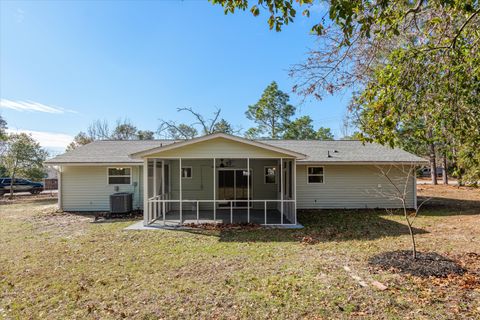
[181,167,192,179]
[307,166,324,184]
[264,166,277,184]
[108,167,131,185]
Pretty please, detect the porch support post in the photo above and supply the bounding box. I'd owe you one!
[161,160,165,221]
[153,159,157,196]
[213,158,216,223]
[161,160,165,195]
[179,158,182,224]
[143,158,148,226]
[280,158,284,224]
[247,158,250,223]
[153,159,157,221]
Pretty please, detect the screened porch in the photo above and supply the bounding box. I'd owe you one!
[143,158,297,226]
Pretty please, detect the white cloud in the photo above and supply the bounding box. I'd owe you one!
[7,129,73,150]
[15,8,25,23]
[0,99,77,114]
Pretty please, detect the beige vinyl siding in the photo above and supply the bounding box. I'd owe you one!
[61,166,143,211]
[296,164,415,209]
[147,137,295,158]
[169,159,215,210]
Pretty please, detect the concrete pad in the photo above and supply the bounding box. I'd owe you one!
[124,220,194,230]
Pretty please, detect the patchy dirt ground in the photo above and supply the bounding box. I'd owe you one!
[0,185,479,319]
[418,183,480,202]
[0,193,58,205]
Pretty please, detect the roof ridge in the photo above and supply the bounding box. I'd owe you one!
[92,139,178,142]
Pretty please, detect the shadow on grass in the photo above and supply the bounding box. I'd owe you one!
[180,209,428,243]
[419,196,480,216]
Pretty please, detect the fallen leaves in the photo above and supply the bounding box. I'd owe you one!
[298,236,318,245]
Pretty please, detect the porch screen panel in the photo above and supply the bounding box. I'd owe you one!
[147,160,154,199]
[218,170,235,206]
[235,170,252,207]
[288,161,293,199]
[163,163,169,194]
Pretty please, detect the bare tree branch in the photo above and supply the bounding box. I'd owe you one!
[371,163,427,259]
[451,8,480,49]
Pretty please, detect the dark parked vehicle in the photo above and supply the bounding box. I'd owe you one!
[419,167,443,178]
[0,178,44,196]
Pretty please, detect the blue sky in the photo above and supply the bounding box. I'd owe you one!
[0,0,351,154]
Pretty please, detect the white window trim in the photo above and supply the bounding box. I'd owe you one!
[107,167,132,185]
[181,166,193,179]
[264,166,277,184]
[307,166,325,184]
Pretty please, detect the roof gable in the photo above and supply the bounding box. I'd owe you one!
[129,133,306,159]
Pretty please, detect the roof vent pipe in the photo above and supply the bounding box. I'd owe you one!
[327,151,332,158]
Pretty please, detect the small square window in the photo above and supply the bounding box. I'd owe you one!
[307,166,324,184]
[108,167,131,185]
[182,167,192,179]
[264,166,277,184]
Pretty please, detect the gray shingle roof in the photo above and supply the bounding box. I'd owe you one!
[45,140,176,164]
[262,140,426,163]
[45,138,426,164]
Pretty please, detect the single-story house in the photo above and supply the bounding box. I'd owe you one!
[45,133,427,227]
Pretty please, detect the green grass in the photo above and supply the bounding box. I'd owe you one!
[0,195,479,319]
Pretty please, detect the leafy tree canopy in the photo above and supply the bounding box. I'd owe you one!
[283,116,316,139]
[165,124,198,140]
[315,126,334,141]
[66,119,156,151]
[352,38,480,183]
[66,132,94,152]
[283,116,334,140]
[211,1,479,52]
[246,81,295,139]
[1,133,48,196]
[212,118,235,134]
[212,0,479,183]
[0,115,7,141]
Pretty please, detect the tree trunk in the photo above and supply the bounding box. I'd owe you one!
[429,142,437,185]
[442,153,448,185]
[407,221,417,260]
[271,118,276,139]
[9,174,15,199]
[403,204,417,260]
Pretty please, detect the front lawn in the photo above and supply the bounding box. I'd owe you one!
[0,186,479,319]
